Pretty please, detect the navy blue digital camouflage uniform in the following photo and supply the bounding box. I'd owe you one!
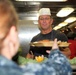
[0,49,72,75]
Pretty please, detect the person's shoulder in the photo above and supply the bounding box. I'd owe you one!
[53,30,68,41]
[52,30,65,36]
[32,33,41,39]
[31,33,41,42]
[55,30,66,36]
[52,30,60,34]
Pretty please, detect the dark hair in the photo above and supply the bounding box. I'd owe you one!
[67,32,76,40]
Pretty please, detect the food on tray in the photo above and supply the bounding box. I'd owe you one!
[18,56,76,66]
[35,55,44,62]
[69,57,76,65]
[18,56,48,65]
[30,40,70,47]
[18,56,37,65]
[38,39,51,43]
[58,42,71,47]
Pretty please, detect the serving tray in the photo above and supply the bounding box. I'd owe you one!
[30,41,71,47]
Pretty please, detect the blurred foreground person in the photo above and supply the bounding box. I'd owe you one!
[0,0,72,75]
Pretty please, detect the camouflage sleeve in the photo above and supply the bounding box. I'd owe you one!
[22,49,72,75]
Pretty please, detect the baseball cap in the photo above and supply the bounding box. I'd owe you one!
[39,8,51,16]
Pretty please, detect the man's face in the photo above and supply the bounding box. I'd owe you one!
[38,15,53,30]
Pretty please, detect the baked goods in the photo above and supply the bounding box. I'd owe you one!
[30,40,71,47]
[58,42,71,47]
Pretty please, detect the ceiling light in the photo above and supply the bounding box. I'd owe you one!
[34,0,67,1]
[56,7,74,17]
[27,2,40,5]
[53,26,62,30]
[64,17,76,23]
[58,22,68,27]
[53,22,68,30]
[16,0,67,2]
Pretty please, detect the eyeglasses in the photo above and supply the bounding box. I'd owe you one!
[39,18,51,20]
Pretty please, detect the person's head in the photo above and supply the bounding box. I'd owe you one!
[0,0,19,59]
[67,32,75,40]
[38,8,53,33]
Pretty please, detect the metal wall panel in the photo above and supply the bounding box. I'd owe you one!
[17,20,40,56]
